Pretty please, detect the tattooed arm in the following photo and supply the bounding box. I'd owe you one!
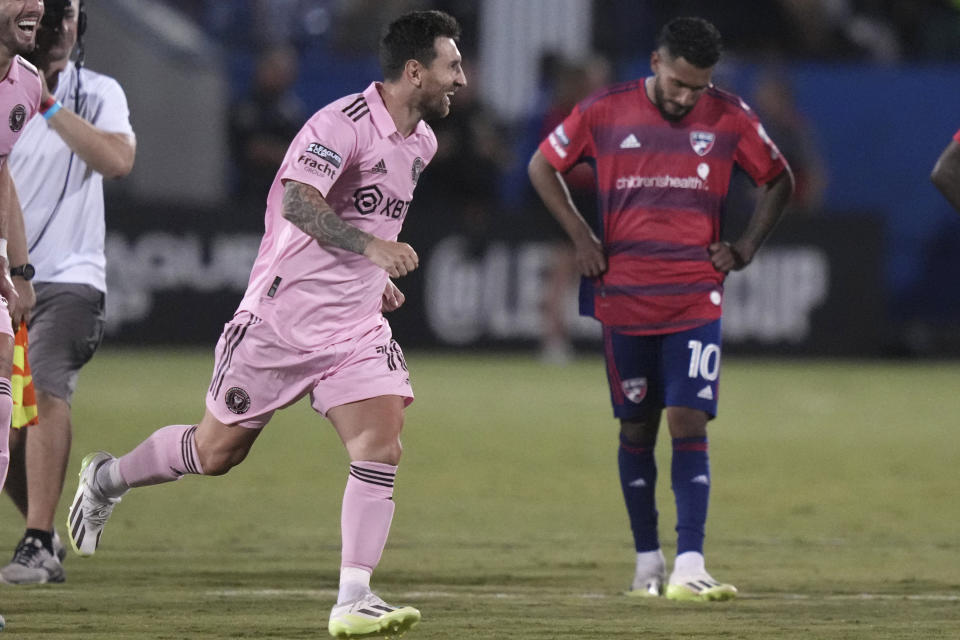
[281,180,419,277]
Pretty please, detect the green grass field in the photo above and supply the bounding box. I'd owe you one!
[1,349,958,638]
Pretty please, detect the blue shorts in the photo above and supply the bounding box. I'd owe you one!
[603,319,722,421]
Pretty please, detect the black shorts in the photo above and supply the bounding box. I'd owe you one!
[28,283,106,404]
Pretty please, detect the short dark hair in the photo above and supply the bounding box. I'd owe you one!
[380,10,461,82]
[656,17,722,69]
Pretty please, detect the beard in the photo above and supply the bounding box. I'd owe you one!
[3,26,36,56]
[653,79,693,122]
[13,40,35,56]
[420,94,450,122]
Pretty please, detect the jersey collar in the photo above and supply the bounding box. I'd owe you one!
[2,55,22,85]
[364,81,430,140]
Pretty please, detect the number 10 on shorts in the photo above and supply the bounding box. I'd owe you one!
[687,340,720,381]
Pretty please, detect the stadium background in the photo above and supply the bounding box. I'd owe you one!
[3,4,959,637]
[81,0,960,357]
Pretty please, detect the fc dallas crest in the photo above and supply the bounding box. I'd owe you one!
[621,377,648,404]
[690,131,715,156]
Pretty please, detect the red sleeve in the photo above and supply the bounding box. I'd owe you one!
[953,128,960,144]
[537,103,594,174]
[733,109,790,186]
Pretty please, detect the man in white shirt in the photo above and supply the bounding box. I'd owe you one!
[2,0,135,585]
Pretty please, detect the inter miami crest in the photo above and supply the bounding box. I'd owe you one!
[411,157,424,184]
[690,131,715,156]
[621,377,648,404]
[8,104,26,132]
[224,386,251,414]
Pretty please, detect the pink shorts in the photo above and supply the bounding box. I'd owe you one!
[205,311,413,428]
[0,297,12,338]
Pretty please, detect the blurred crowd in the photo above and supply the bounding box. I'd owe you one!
[596,0,960,63]
[175,0,960,213]
[168,0,960,62]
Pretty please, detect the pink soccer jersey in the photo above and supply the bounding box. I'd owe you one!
[237,82,437,349]
[0,56,42,166]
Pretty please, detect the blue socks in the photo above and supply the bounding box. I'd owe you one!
[618,434,659,552]
[619,434,712,555]
[671,436,710,555]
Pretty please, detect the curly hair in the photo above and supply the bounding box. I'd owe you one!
[656,17,723,69]
[380,10,461,82]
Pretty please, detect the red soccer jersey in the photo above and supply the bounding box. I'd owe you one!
[538,78,789,335]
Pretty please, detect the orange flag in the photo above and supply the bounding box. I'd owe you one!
[12,322,38,429]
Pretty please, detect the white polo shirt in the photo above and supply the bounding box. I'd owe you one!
[9,64,134,292]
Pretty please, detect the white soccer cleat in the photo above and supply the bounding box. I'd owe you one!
[625,550,666,598]
[626,571,666,598]
[665,570,737,601]
[66,452,122,556]
[328,592,420,638]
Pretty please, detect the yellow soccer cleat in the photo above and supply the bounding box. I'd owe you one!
[625,567,666,598]
[625,548,666,598]
[328,592,421,638]
[665,573,737,601]
[625,576,664,598]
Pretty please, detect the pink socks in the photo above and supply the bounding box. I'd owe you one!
[115,424,203,489]
[0,378,11,490]
[340,461,397,573]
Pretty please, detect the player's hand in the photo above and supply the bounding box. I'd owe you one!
[39,70,53,104]
[381,280,406,312]
[10,276,35,327]
[364,237,419,278]
[708,241,750,273]
[572,230,606,278]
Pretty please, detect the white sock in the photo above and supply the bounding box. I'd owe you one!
[672,551,705,577]
[94,458,130,499]
[337,566,372,604]
[635,549,665,575]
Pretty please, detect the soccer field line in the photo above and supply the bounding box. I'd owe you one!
[15,586,957,603]
[202,588,960,602]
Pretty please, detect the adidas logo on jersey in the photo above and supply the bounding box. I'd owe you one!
[620,134,642,149]
[696,385,713,400]
[371,159,388,174]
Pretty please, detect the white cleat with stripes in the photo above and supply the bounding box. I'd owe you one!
[328,592,420,638]
[665,571,738,601]
[66,452,122,556]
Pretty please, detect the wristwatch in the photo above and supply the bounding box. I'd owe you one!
[9,263,35,281]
